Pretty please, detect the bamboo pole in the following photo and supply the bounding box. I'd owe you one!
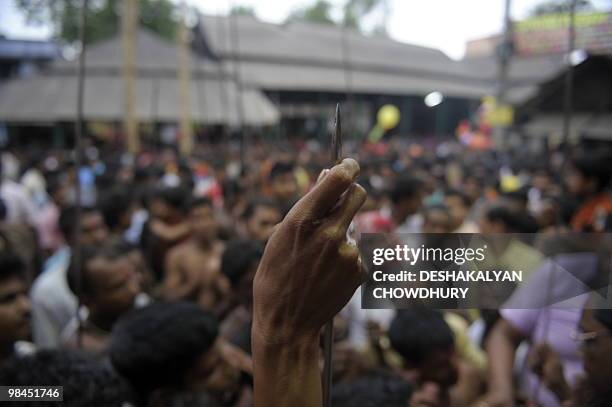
[178,0,194,156]
[122,0,139,154]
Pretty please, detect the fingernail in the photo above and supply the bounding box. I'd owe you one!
[317,168,330,183]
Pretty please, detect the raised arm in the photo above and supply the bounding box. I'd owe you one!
[252,159,366,407]
[474,318,526,407]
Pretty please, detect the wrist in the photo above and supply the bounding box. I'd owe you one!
[252,320,323,407]
[252,314,320,350]
[488,379,513,398]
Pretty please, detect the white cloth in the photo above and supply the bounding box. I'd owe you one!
[0,180,38,225]
[30,247,76,349]
[344,287,396,349]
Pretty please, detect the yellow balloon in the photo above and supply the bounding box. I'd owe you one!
[377,104,400,130]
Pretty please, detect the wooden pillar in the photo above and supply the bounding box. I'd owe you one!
[178,0,193,156]
[122,0,139,154]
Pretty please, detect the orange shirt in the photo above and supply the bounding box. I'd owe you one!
[571,193,612,232]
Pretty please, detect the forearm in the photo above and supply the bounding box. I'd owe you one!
[252,328,322,407]
[485,322,519,396]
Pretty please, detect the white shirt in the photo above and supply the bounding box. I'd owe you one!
[30,247,77,349]
[0,180,38,225]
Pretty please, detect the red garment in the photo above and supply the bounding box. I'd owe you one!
[571,193,612,232]
[355,210,395,233]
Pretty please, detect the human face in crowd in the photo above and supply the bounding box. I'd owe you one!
[190,204,218,243]
[81,211,110,245]
[578,309,612,394]
[0,277,31,349]
[444,196,468,230]
[463,177,482,204]
[532,171,553,193]
[247,205,281,243]
[395,192,425,224]
[477,214,505,234]
[236,261,259,310]
[272,172,297,202]
[85,255,141,318]
[422,208,453,234]
[564,166,592,197]
[186,340,244,402]
[417,347,459,389]
[51,182,72,208]
[149,198,183,225]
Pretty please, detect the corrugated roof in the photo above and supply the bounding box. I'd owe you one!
[51,29,219,76]
[230,60,489,98]
[522,114,612,141]
[0,29,279,125]
[197,14,566,100]
[460,54,567,86]
[0,38,60,60]
[0,75,278,125]
[198,14,491,97]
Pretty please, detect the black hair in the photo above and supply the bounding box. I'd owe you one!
[0,251,25,283]
[66,240,133,298]
[391,176,424,204]
[594,308,612,332]
[242,197,280,220]
[221,239,263,288]
[500,187,529,207]
[186,196,213,213]
[44,175,63,199]
[66,245,101,298]
[445,188,471,207]
[484,205,539,233]
[0,349,133,407]
[99,186,134,231]
[109,302,219,399]
[58,206,100,243]
[150,185,190,212]
[331,371,413,407]
[388,308,454,365]
[269,161,295,181]
[571,152,612,193]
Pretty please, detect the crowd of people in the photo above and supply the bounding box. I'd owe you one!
[0,135,611,407]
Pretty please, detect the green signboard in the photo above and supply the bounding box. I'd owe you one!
[514,12,612,55]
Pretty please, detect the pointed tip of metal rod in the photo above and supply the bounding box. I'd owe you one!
[335,102,341,129]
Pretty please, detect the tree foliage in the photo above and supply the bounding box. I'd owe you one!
[230,5,256,17]
[15,0,178,44]
[343,0,381,30]
[285,0,388,34]
[286,0,335,26]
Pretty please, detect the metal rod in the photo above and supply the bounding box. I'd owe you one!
[322,103,342,407]
[74,0,89,349]
[340,22,354,138]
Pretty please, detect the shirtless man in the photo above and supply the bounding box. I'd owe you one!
[163,197,229,312]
